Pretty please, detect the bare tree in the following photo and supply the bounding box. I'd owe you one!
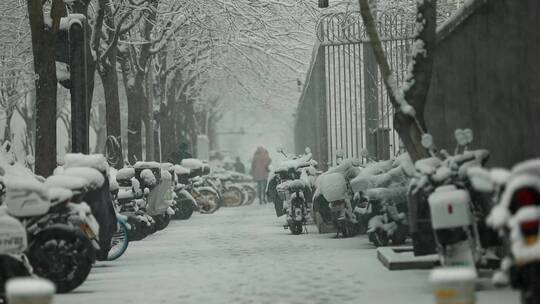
[357,0,436,161]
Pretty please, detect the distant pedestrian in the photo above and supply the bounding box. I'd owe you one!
[251,147,271,204]
[234,157,246,174]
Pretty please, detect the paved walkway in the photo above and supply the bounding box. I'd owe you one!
[56,204,519,304]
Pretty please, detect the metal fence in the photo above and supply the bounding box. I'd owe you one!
[295,10,415,169]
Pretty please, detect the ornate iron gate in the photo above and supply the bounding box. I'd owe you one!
[295,10,414,169]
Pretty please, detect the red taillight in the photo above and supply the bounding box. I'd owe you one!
[358,202,368,208]
[516,189,537,205]
[448,204,453,214]
[511,188,539,214]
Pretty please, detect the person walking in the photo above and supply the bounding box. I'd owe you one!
[251,147,271,204]
[234,157,246,174]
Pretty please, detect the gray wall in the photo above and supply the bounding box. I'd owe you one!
[425,0,540,168]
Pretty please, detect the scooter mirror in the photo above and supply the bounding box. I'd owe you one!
[454,129,468,146]
[463,128,474,144]
[360,148,369,158]
[421,133,434,149]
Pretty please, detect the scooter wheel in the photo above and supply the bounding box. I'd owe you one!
[369,228,389,247]
[28,229,94,293]
[107,219,130,261]
[290,222,303,235]
[173,199,194,220]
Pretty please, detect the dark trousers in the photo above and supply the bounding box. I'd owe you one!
[256,180,267,204]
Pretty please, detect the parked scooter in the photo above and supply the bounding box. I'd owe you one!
[181,159,222,214]
[0,206,32,300]
[315,171,361,237]
[412,130,496,267]
[485,158,540,304]
[4,174,99,293]
[172,165,198,220]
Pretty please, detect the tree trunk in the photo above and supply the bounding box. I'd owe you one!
[358,0,434,162]
[27,0,63,176]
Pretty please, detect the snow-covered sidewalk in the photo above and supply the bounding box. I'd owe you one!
[56,204,519,304]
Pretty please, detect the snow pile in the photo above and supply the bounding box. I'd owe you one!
[134,161,161,169]
[45,175,89,191]
[174,165,190,175]
[62,167,105,189]
[117,168,135,180]
[64,153,109,173]
[4,176,49,199]
[317,172,347,202]
[160,163,174,171]
[348,154,413,205]
[48,187,73,203]
[181,158,204,170]
[140,169,157,186]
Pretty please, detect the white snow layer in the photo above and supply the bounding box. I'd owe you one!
[116,168,135,180]
[64,153,109,173]
[62,167,105,189]
[181,159,203,170]
[317,172,347,202]
[140,169,157,186]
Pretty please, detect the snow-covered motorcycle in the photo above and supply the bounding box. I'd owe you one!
[0,206,32,300]
[3,174,99,294]
[411,129,496,267]
[485,158,540,304]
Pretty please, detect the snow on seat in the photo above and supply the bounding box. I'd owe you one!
[134,161,161,169]
[45,174,89,192]
[160,163,174,171]
[62,167,105,190]
[3,175,49,198]
[317,172,347,202]
[277,179,307,192]
[48,187,73,203]
[181,158,203,170]
[64,153,109,173]
[4,176,50,217]
[117,168,135,182]
[174,165,190,175]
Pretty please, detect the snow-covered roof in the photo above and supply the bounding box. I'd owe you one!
[64,153,109,173]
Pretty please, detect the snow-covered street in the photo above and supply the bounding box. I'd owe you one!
[55,205,519,304]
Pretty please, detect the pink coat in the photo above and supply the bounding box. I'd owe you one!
[251,147,272,181]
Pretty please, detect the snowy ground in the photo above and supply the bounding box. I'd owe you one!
[56,204,519,304]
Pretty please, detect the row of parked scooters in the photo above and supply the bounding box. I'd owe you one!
[267,130,540,303]
[0,150,256,300]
